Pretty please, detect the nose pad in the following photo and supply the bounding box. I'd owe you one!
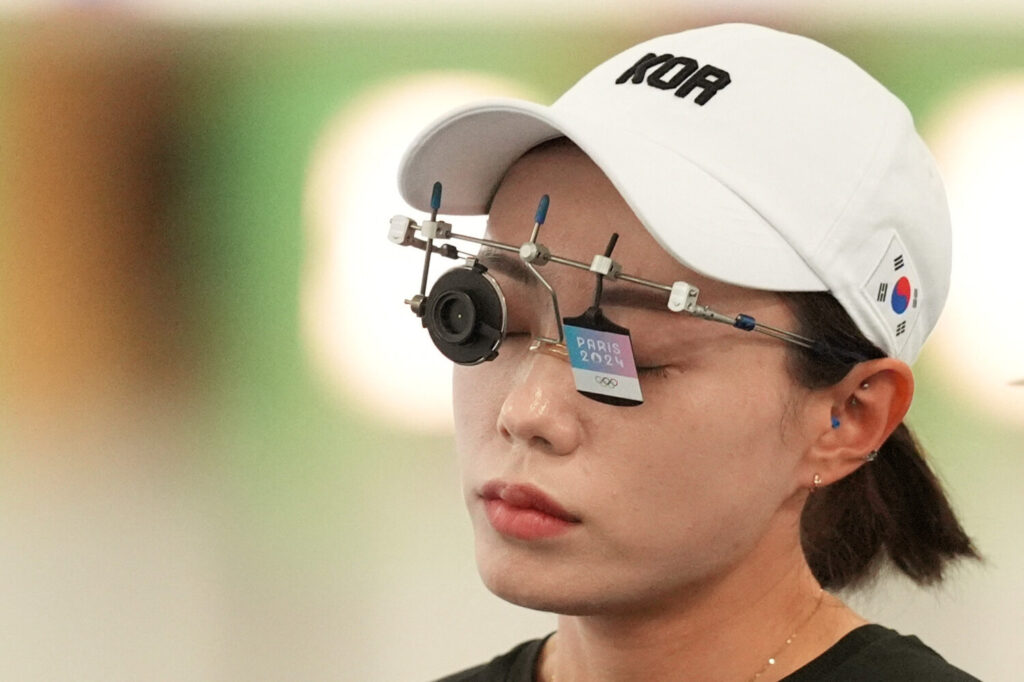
[528,338,569,360]
[496,352,582,455]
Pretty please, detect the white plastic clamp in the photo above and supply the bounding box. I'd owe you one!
[589,254,621,278]
[389,215,415,245]
[668,281,700,313]
[419,219,452,240]
[519,242,550,264]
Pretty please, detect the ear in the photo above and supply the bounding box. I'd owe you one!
[799,358,914,488]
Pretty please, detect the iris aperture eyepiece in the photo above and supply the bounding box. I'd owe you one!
[433,290,477,344]
[422,263,506,365]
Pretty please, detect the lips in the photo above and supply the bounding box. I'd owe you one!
[479,481,580,540]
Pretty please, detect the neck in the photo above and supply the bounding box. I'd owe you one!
[537,522,863,682]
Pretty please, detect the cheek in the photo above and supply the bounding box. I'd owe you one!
[451,337,534,445]
[452,367,484,445]
[586,423,790,587]
[452,364,507,464]
[607,368,798,531]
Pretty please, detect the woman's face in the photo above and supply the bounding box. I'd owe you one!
[453,142,819,616]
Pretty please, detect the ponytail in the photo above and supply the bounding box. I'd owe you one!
[783,292,979,590]
[801,422,978,589]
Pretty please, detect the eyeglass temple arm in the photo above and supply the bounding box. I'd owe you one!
[444,233,821,351]
[390,205,823,354]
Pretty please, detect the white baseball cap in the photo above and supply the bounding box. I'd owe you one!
[397,23,951,364]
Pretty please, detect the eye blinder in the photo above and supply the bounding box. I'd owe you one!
[422,263,506,365]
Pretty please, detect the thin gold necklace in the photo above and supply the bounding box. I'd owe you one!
[547,589,826,682]
[750,588,825,681]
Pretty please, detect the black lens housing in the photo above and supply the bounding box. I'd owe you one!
[423,263,505,364]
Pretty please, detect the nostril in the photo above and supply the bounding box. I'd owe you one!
[496,410,556,451]
[495,365,582,455]
[498,422,513,443]
[529,436,553,450]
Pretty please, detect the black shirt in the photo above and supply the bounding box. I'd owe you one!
[435,625,980,681]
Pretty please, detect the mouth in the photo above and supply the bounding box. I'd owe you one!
[479,480,581,540]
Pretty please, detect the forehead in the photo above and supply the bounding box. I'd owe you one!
[486,141,760,308]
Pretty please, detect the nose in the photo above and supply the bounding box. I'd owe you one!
[496,351,583,455]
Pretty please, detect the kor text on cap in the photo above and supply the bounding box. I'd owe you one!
[615,52,731,105]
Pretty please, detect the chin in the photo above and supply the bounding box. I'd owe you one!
[473,540,642,617]
[474,538,581,613]
[479,566,672,617]
[480,569,602,615]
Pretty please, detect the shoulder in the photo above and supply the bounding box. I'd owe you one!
[432,637,549,682]
[786,624,981,681]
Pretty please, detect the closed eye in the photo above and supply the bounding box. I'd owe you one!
[636,366,670,379]
[500,331,534,350]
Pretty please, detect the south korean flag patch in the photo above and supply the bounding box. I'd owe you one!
[863,235,921,355]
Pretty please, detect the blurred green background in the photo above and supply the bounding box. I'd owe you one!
[0,7,1021,681]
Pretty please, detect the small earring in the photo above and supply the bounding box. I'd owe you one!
[864,450,878,462]
[851,381,869,406]
[831,416,840,429]
[812,473,822,490]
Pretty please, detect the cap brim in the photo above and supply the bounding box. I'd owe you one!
[398,99,826,292]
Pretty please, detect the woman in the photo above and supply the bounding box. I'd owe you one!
[393,23,979,681]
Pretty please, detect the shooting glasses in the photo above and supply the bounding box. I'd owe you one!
[390,183,860,406]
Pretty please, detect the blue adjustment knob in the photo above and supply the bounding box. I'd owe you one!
[535,194,550,224]
[734,314,756,331]
[430,181,442,211]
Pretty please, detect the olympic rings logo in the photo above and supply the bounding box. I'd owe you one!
[595,375,619,388]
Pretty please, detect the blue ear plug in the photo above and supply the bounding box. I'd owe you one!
[831,416,840,429]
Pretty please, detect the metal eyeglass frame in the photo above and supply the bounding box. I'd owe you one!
[389,183,854,364]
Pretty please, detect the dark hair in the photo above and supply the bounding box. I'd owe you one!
[784,292,980,590]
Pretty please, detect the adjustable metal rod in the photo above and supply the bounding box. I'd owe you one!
[522,196,563,345]
[446,232,820,345]
[749,323,818,349]
[525,261,564,345]
[433,232,825,353]
[419,182,443,296]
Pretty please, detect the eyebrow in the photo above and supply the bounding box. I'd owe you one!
[477,248,672,312]
[477,248,536,286]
